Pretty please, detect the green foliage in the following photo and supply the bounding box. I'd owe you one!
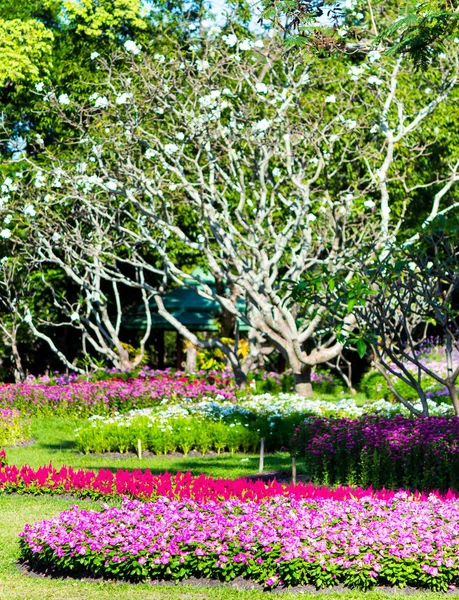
[75,415,262,455]
[62,0,147,39]
[382,1,459,69]
[0,19,54,87]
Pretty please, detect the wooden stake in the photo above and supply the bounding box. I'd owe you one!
[259,438,265,474]
[137,439,142,460]
[292,456,297,485]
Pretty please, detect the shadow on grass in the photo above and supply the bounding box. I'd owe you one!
[38,440,78,451]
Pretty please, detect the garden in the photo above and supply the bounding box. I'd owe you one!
[2,0,459,598]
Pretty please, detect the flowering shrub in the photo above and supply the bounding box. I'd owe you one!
[0,369,236,417]
[1,457,450,503]
[0,408,30,446]
[19,494,459,591]
[291,416,459,491]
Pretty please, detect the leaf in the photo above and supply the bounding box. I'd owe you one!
[357,339,367,358]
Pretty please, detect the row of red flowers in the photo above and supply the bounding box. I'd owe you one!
[0,452,458,503]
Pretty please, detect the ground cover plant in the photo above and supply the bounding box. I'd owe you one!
[19,494,459,592]
[1,496,443,600]
[0,408,30,446]
[291,416,459,490]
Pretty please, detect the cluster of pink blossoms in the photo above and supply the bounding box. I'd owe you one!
[19,495,459,590]
[0,370,235,416]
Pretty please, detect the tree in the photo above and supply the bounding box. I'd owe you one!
[261,0,459,68]
[355,225,459,415]
[6,25,459,392]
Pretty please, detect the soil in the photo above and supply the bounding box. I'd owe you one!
[17,562,459,594]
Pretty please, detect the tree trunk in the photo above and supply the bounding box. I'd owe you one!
[447,383,459,416]
[293,367,313,397]
[233,366,247,389]
[185,344,197,373]
[11,332,25,383]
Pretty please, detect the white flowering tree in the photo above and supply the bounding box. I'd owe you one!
[5,30,459,393]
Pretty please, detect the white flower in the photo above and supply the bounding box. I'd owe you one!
[348,65,364,80]
[115,93,132,105]
[124,40,141,55]
[408,261,418,272]
[426,261,433,269]
[0,229,11,239]
[309,157,319,165]
[346,120,357,130]
[207,25,221,37]
[145,149,157,159]
[94,96,109,108]
[367,75,383,86]
[253,39,264,48]
[34,172,46,188]
[222,88,233,96]
[189,44,200,52]
[90,52,100,60]
[255,82,268,94]
[307,213,317,222]
[23,204,36,217]
[325,94,336,103]
[35,134,44,146]
[35,82,45,92]
[252,118,272,133]
[222,34,238,47]
[3,214,12,225]
[58,94,70,105]
[239,39,254,51]
[176,132,185,141]
[196,59,210,71]
[153,53,165,63]
[52,232,61,242]
[70,312,80,322]
[105,181,118,191]
[164,143,179,155]
[367,50,381,63]
[363,199,375,209]
[329,134,339,143]
[272,167,280,178]
[424,87,432,94]
[370,124,379,133]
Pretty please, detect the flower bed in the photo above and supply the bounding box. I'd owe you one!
[19,495,459,591]
[1,455,451,503]
[291,415,459,491]
[0,408,30,446]
[0,370,235,417]
[75,394,453,455]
